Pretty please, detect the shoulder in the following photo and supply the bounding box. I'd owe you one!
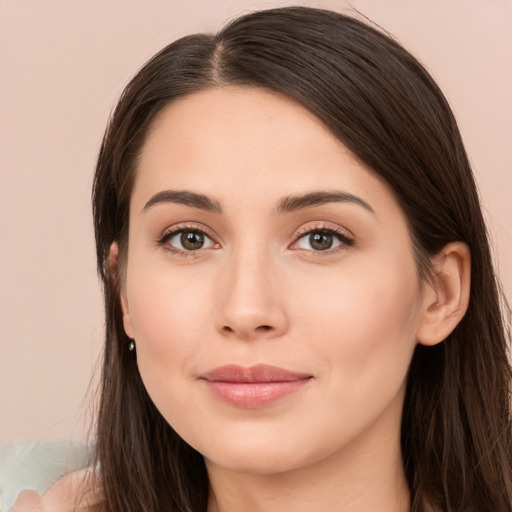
[11,468,101,512]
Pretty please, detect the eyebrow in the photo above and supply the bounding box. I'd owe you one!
[276,191,375,214]
[142,189,374,216]
[143,190,222,213]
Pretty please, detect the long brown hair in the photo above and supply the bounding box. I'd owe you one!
[91,6,512,511]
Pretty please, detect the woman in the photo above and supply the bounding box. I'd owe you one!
[12,5,512,512]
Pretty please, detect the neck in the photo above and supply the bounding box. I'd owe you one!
[206,399,410,512]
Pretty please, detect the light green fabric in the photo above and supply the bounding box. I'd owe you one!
[0,440,90,512]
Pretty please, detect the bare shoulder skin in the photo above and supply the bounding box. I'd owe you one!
[12,468,101,512]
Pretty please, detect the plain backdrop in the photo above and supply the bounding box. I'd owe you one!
[1,0,511,449]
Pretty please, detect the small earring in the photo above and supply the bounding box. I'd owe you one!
[128,340,136,352]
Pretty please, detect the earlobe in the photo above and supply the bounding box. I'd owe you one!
[109,242,135,339]
[416,242,471,346]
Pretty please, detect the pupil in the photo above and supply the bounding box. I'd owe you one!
[310,232,333,251]
[181,231,204,250]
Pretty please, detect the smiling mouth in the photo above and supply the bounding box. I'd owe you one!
[199,364,313,408]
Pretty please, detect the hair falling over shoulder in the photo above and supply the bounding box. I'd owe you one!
[91,6,512,512]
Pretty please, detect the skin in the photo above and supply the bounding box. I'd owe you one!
[11,469,99,512]
[115,86,470,512]
[12,87,470,512]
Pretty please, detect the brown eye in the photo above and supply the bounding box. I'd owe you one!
[164,229,215,252]
[181,231,205,250]
[309,232,333,251]
[293,228,353,252]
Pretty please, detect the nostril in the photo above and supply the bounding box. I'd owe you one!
[219,323,279,338]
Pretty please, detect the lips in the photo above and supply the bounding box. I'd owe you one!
[200,364,313,408]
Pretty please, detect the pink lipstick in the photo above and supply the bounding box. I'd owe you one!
[200,364,312,408]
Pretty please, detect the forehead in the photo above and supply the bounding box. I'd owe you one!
[139,85,350,175]
[132,86,399,219]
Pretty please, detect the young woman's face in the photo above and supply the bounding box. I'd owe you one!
[120,87,426,475]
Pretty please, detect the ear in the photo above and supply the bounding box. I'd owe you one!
[416,242,471,346]
[109,242,135,339]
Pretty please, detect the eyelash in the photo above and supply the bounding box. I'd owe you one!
[156,223,354,258]
[157,223,217,258]
[291,224,355,256]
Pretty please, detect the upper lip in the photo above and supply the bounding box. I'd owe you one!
[200,364,312,383]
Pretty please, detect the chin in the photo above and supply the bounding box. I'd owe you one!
[190,423,341,476]
[204,444,310,475]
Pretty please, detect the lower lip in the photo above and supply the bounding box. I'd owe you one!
[203,379,312,408]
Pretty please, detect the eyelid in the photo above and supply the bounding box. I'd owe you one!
[294,221,353,239]
[289,222,355,253]
[156,221,354,257]
[157,222,221,255]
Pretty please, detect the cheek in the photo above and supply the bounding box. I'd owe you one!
[124,260,215,391]
[293,251,422,384]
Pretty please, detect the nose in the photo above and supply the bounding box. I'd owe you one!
[214,248,289,341]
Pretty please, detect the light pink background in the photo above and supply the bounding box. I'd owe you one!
[1,0,511,448]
